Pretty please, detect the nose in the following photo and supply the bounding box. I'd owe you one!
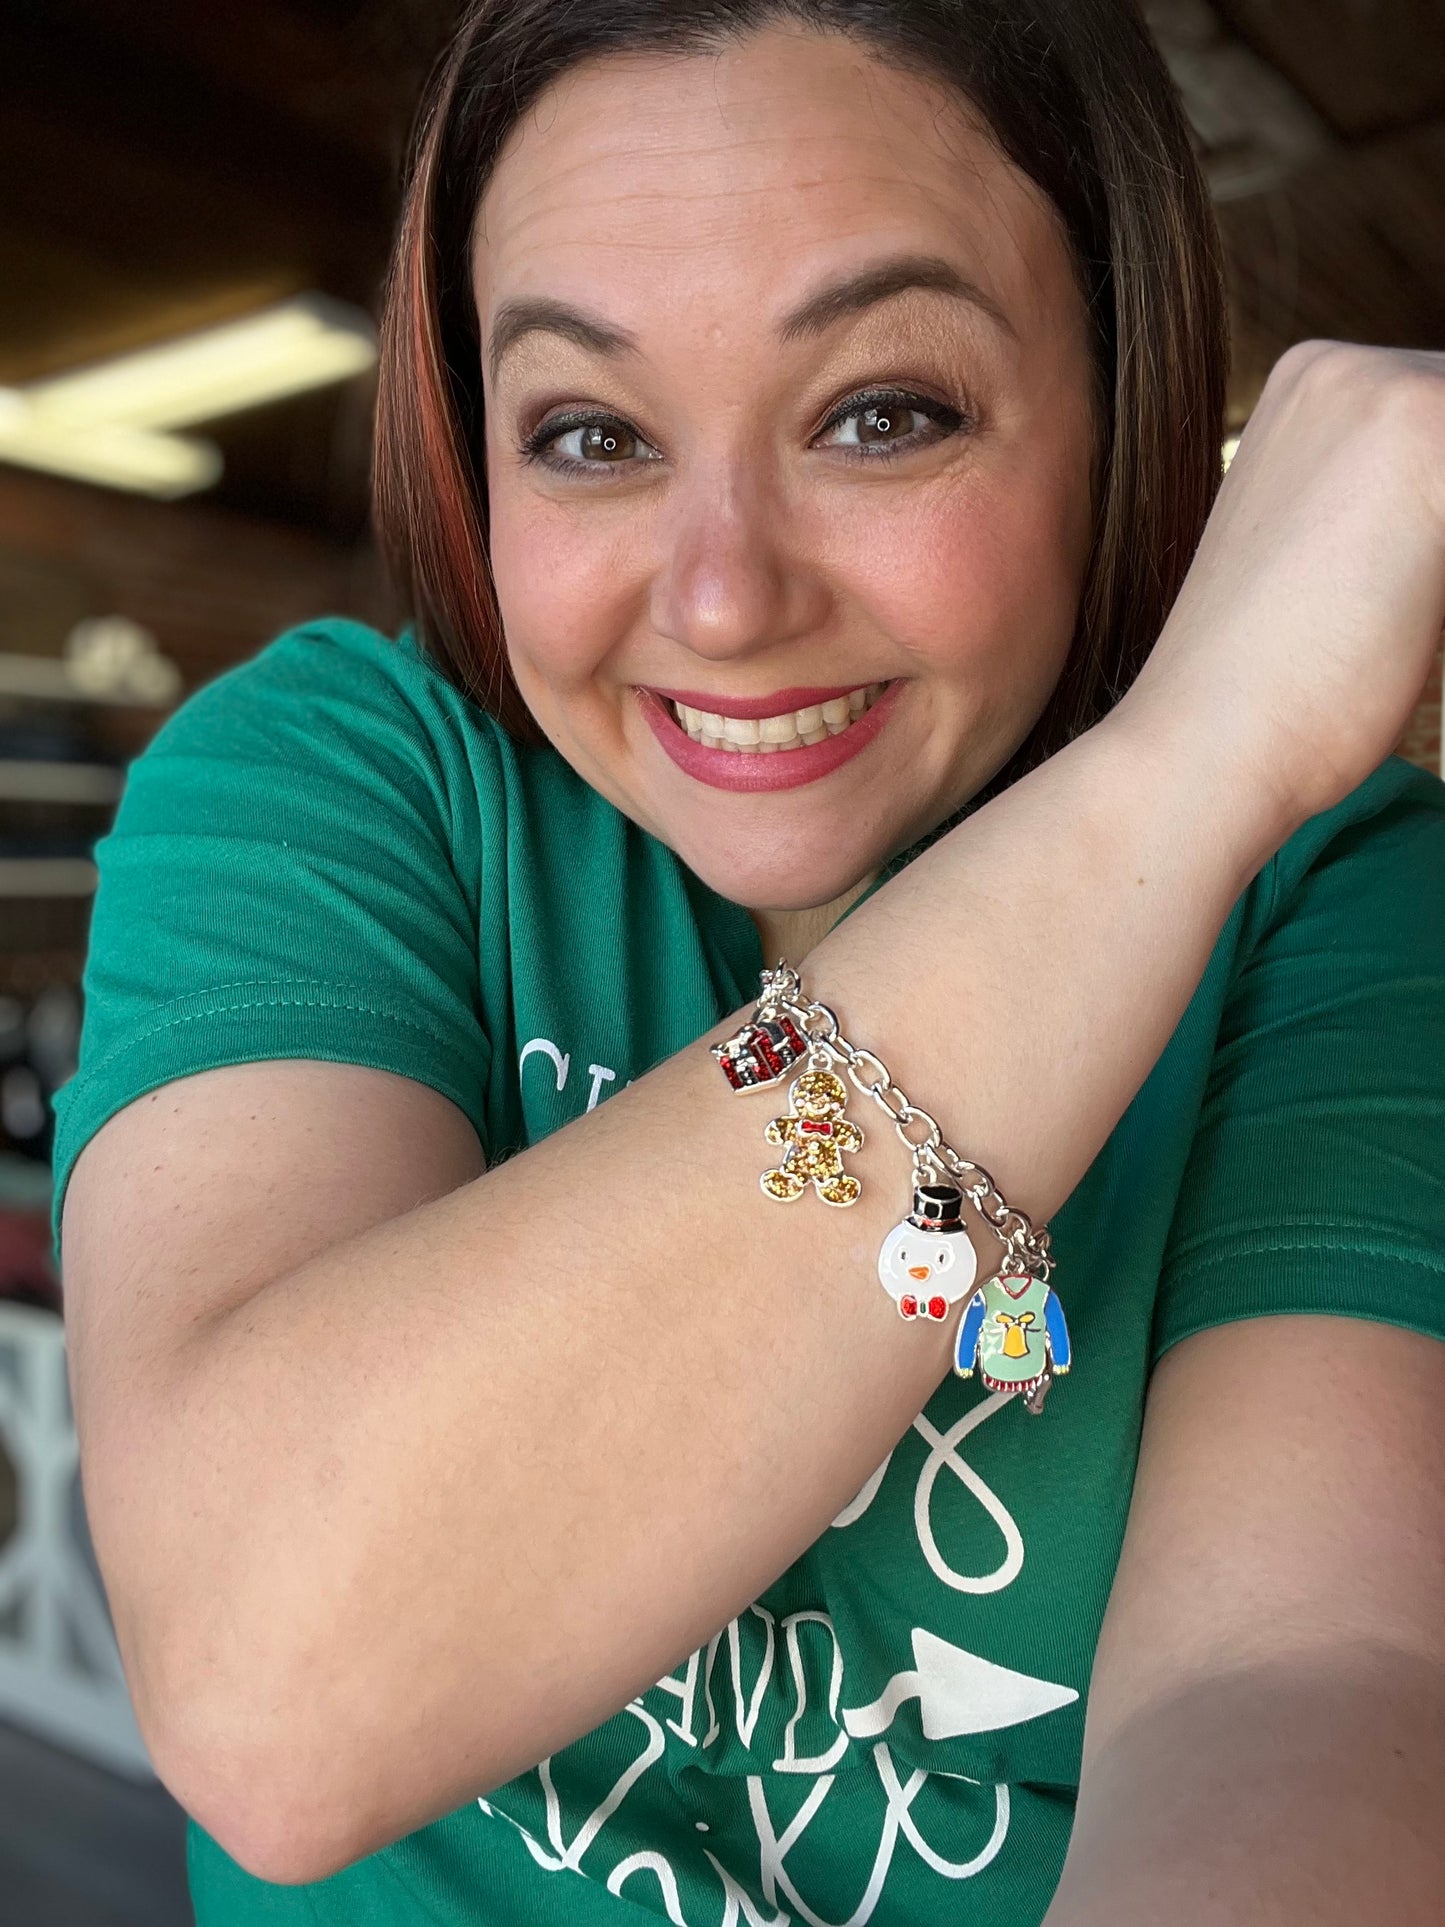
[649,462,828,665]
[908,1265,930,1280]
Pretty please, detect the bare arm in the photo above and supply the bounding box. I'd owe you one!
[1044,1316,1445,1926]
[61,684,1295,1885]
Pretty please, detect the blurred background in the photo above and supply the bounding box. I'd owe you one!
[0,2,1442,1921]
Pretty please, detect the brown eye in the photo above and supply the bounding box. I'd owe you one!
[519,411,661,477]
[856,404,911,446]
[578,421,637,462]
[816,387,967,462]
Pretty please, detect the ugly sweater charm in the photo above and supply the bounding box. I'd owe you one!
[953,1265,1072,1414]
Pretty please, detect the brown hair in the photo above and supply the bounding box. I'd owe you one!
[374,0,1226,804]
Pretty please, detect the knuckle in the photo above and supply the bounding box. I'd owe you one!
[1267,338,1445,451]
[1269,336,1340,386]
[1270,336,1367,397]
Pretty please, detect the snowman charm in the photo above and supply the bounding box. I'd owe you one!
[876,1181,979,1322]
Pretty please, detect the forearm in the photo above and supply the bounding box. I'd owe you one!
[150,694,1298,1872]
[800,673,1291,1229]
[1044,1646,1445,1925]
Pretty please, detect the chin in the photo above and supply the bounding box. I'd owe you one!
[666,819,890,914]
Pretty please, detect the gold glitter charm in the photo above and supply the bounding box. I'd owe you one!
[760,1067,864,1206]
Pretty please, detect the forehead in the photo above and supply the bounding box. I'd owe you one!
[472,25,1074,356]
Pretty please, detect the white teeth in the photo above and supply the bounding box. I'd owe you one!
[670,682,888,753]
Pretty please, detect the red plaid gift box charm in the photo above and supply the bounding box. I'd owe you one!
[711,1014,810,1092]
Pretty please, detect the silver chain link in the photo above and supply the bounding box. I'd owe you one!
[756,961,1054,1282]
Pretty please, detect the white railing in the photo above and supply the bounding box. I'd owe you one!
[0,1298,155,1779]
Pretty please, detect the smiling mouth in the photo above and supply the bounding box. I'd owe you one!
[665,682,891,753]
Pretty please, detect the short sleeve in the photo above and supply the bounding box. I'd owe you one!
[49,620,492,1246]
[1153,757,1445,1368]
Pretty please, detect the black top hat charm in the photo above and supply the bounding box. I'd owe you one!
[906,1181,967,1234]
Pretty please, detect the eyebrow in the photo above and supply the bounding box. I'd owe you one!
[485,251,1015,386]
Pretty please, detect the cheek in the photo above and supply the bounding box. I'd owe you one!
[823,462,1089,684]
[485,477,633,695]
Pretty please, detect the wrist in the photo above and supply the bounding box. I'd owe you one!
[1092,669,1310,889]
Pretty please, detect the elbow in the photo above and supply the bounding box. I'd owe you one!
[227,1814,364,1890]
[157,1683,542,1885]
[198,1782,360,1889]
[114,1547,373,1884]
[147,1668,363,1888]
[198,1803,354,1890]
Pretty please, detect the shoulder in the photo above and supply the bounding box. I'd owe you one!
[110,616,619,876]
[136,617,507,790]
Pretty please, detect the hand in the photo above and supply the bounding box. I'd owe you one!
[1117,339,1445,827]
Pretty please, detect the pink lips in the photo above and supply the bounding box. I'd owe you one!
[635,680,903,793]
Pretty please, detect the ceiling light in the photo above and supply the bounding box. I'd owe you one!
[21,294,377,432]
[0,406,221,498]
[0,294,377,497]
[1222,433,1242,470]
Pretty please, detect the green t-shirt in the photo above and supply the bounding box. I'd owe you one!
[50,617,1445,1927]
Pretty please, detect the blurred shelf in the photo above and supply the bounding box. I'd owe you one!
[0,652,172,709]
[0,859,97,897]
[0,760,123,803]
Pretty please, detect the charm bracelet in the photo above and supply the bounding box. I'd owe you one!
[712,961,1072,1416]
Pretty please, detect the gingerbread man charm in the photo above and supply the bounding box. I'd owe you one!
[760,1067,864,1206]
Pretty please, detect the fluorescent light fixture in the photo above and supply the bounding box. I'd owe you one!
[0,293,377,498]
[23,295,378,432]
[0,408,222,498]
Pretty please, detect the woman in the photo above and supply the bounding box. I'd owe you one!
[53,3,1445,1924]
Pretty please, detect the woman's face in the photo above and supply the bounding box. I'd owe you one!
[473,24,1097,911]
